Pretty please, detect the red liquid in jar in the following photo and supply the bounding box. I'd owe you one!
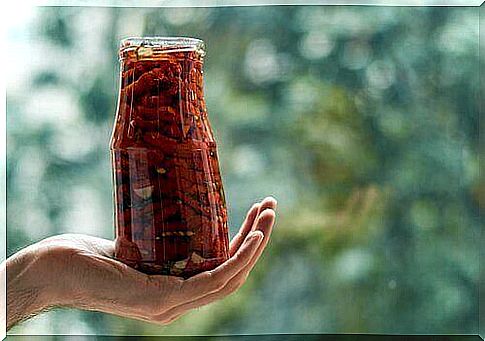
[110,38,229,277]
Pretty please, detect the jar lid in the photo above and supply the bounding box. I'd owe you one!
[119,37,206,60]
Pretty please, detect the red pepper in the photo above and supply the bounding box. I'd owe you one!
[111,40,229,277]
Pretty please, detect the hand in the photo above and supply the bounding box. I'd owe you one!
[3,197,277,330]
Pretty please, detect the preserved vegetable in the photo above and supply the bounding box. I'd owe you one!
[110,37,229,278]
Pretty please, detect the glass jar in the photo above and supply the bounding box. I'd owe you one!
[110,37,229,278]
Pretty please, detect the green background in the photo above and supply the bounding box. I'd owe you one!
[6,5,482,336]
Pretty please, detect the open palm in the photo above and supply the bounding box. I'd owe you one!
[31,197,277,326]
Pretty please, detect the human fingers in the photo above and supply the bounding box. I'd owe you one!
[232,208,276,282]
[178,230,264,302]
[230,195,276,256]
[157,210,276,323]
[229,202,261,256]
[250,197,277,232]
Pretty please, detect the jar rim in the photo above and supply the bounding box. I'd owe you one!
[119,36,205,59]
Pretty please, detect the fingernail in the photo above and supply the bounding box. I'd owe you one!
[266,196,277,206]
[250,231,264,241]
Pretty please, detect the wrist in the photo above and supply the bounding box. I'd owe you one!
[5,242,61,330]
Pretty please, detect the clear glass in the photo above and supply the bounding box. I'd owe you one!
[110,37,229,278]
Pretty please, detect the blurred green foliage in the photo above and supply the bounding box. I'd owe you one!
[6,5,481,335]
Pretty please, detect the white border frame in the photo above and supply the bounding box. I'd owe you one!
[1,1,7,338]
[1,1,483,340]
[24,0,485,6]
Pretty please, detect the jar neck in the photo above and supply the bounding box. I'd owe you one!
[118,37,206,103]
[118,48,206,104]
[112,48,211,148]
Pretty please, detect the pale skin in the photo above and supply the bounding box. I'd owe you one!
[1,197,277,331]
